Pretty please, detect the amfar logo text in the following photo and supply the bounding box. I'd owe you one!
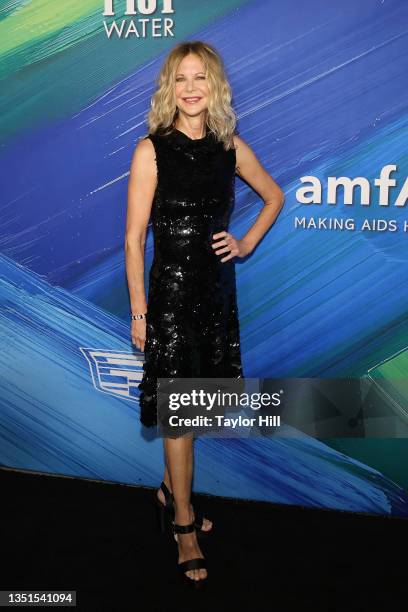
[103,0,175,38]
[297,165,407,206]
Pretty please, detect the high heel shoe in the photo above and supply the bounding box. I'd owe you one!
[155,481,213,537]
[173,521,208,588]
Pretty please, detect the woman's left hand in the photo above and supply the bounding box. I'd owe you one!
[212,231,251,262]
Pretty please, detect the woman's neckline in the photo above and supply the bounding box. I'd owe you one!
[173,126,209,142]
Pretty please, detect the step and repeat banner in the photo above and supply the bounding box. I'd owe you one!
[1,0,408,516]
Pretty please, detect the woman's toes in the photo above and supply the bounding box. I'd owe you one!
[192,568,206,581]
[203,518,212,531]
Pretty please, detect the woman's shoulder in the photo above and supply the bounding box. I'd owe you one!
[140,128,175,153]
[232,133,256,164]
[232,133,248,150]
[132,134,156,164]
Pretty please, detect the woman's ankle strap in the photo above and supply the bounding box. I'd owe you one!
[160,481,173,502]
[174,522,195,534]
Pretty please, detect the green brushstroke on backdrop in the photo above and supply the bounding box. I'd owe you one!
[0,0,251,143]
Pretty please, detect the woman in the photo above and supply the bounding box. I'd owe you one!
[125,41,284,587]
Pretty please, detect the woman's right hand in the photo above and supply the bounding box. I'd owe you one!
[131,319,147,352]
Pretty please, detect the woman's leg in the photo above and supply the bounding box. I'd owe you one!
[157,444,213,532]
[163,433,207,581]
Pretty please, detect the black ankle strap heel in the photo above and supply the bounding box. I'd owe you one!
[173,522,208,588]
[155,481,174,534]
[155,481,213,537]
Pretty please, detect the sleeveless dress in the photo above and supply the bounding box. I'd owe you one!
[138,125,244,431]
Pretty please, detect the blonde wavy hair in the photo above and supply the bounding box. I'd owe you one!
[146,41,238,150]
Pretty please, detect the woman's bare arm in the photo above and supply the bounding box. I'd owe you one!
[125,137,157,349]
[234,134,285,255]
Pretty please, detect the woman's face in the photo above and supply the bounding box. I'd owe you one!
[174,53,210,118]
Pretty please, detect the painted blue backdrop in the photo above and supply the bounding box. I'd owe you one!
[1,0,408,516]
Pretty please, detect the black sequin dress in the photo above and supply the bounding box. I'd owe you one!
[138,125,244,430]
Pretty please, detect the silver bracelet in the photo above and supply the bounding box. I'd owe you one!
[131,313,147,320]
